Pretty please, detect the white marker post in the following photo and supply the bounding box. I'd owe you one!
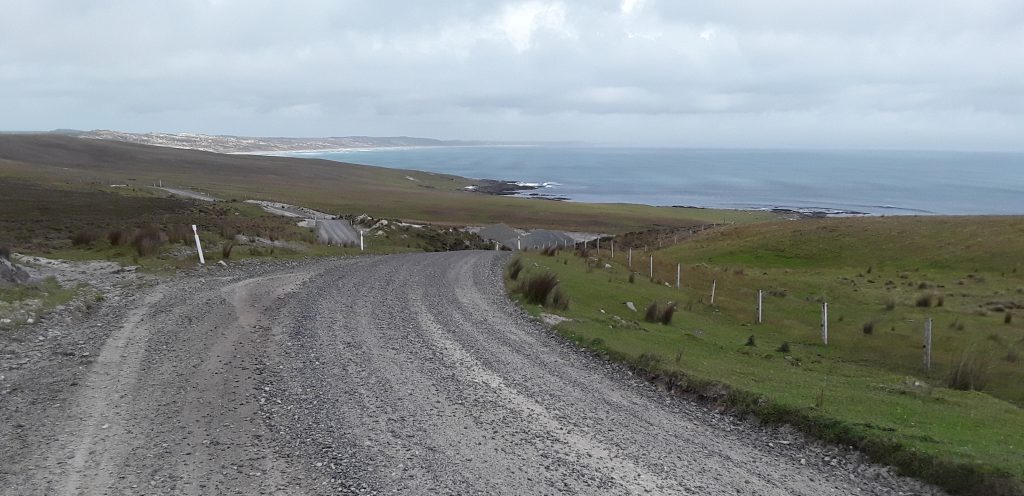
[192,224,205,265]
[596,238,600,256]
[821,302,829,345]
[710,279,717,305]
[517,237,521,251]
[611,240,614,260]
[359,230,365,251]
[628,248,632,268]
[924,318,933,371]
[757,290,763,324]
[676,263,681,289]
[649,255,654,279]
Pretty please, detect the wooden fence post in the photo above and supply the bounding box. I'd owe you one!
[821,302,829,345]
[757,290,763,324]
[924,318,933,371]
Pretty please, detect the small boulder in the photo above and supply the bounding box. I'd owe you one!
[625,301,637,312]
[0,257,30,285]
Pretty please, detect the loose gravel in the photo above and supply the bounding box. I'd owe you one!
[1,251,944,495]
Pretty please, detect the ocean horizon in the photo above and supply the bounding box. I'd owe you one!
[286,146,1024,216]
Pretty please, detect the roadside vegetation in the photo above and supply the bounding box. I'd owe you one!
[0,276,80,329]
[508,216,1024,495]
[0,178,489,270]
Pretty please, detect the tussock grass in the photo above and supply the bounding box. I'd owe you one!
[508,257,524,281]
[221,241,236,260]
[70,229,102,247]
[107,228,130,247]
[862,321,875,335]
[516,272,568,310]
[948,347,991,392]
[166,224,191,245]
[643,301,677,324]
[131,226,164,257]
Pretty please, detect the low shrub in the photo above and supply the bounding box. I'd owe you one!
[221,241,236,260]
[628,272,636,283]
[884,297,896,311]
[1006,347,1020,363]
[1006,313,1013,325]
[166,224,191,245]
[131,226,164,256]
[71,229,102,247]
[745,335,756,347]
[862,321,875,335]
[915,293,934,308]
[777,341,791,353]
[540,246,559,256]
[0,246,9,261]
[107,228,130,246]
[635,352,664,371]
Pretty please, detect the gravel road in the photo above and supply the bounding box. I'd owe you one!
[155,187,220,202]
[0,251,941,495]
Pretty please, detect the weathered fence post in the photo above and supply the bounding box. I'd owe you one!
[710,279,717,305]
[924,318,933,371]
[192,224,205,264]
[757,290,763,324]
[821,302,829,345]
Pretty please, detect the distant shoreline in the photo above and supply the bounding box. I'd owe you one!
[242,143,539,156]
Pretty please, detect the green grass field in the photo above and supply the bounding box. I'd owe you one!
[509,216,1024,495]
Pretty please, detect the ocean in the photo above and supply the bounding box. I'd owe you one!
[288,147,1024,215]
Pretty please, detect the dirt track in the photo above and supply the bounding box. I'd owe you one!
[0,252,941,495]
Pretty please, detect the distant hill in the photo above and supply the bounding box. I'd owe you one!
[56,129,496,154]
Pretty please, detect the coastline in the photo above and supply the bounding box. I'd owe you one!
[237,143,539,156]
[260,146,1017,217]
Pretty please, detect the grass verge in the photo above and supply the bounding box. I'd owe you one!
[507,216,1024,495]
[0,277,80,329]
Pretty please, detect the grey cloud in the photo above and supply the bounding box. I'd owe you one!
[0,0,1022,150]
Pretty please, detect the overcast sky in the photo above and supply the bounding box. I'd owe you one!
[1,0,1022,150]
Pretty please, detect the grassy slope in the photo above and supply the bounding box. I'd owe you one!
[0,135,773,232]
[511,216,1024,495]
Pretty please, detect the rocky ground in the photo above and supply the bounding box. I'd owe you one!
[0,252,944,495]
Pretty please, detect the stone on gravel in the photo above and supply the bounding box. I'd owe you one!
[1,257,30,284]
